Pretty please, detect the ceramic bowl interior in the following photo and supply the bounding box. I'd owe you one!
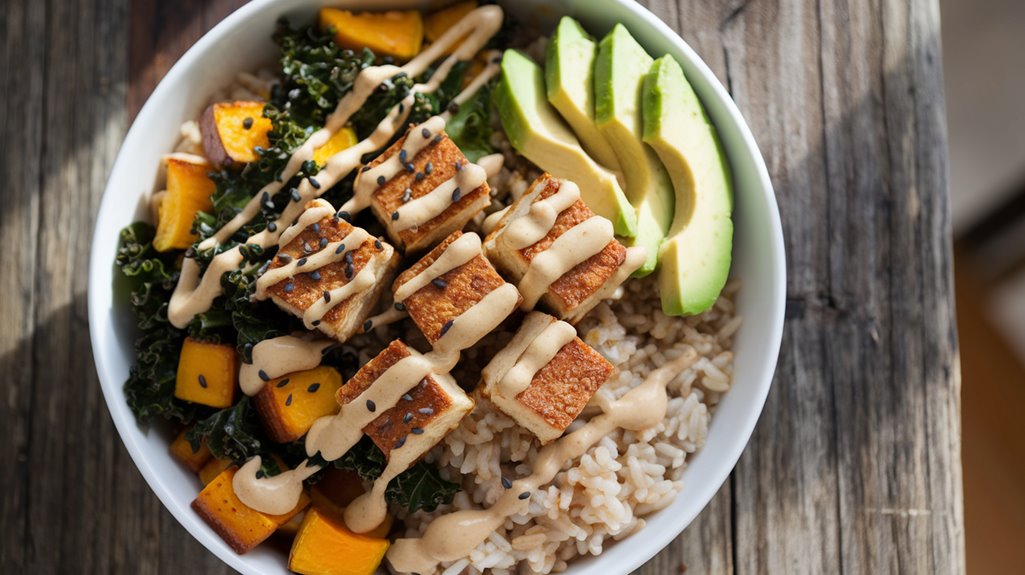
[88,1,785,573]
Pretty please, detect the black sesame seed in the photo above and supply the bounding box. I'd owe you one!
[309,177,321,189]
[307,383,321,393]
[323,291,331,303]
[278,254,292,264]
[447,101,460,114]
[424,162,433,175]
[394,437,406,449]
[391,211,400,221]
[451,187,462,202]
[394,301,406,311]
[404,162,415,173]
[297,257,308,267]
[198,374,208,388]
[375,239,383,250]
[501,476,512,489]
[366,399,376,412]
[285,393,293,406]
[518,492,530,500]
[344,251,354,265]
[259,370,270,382]
[418,407,434,415]
[402,393,413,402]
[414,172,425,182]
[363,319,373,332]
[345,263,355,279]
[319,237,328,249]
[399,149,408,163]
[432,134,442,144]
[242,117,254,129]
[440,319,454,336]
[262,191,270,204]
[312,320,321,326]
[455,160,463,171]
[432,278,447,289]
[276,378,290,388]
[421,127,431,138]
[398,102,404,113]
[402,188,412,202]
[267,222,277,232]
[290,188,302,202]
[311,223,320,234]
[411,427,424,435]
[335,243,346,254]
[284,282,295,293]
[310,271,322,281]
[403,412,413,424]
[377,175,386,186]
[338,210,350,221]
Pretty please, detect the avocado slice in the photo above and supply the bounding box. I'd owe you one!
[643,55,733,315]
[494,49,637,237]
[594,24,675,276]
[544,17,622,172]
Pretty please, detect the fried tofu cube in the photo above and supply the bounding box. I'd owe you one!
[484,173,642,323]
[170,428,212,472]
[261,200,400,343]
[392,231,521,347]
[254,366,345,443]
[336,340,473,459]
[363,123,490,253]
[192,467,310,554]
[288,507,390,575]
[482,312,614,443]
[174,338,238,408]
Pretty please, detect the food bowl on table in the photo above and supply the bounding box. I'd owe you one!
[88,0,785,573]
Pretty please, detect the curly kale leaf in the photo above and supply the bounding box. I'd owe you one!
[186,397,265,466]
[446,83,495,162]
[116,223,199,425]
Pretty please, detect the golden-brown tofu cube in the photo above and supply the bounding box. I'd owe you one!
[482,312,614,443]
[253,366,345,443]
[363,123,490,253]
[483,173,637,323]
[336,340,473,459]
[262,201,399,343]
[192,467,310,554]
[392,231,521,346]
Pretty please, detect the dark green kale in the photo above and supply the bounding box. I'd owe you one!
[185,396,288,478]
[446,83,495,161]
[116,223,200,425]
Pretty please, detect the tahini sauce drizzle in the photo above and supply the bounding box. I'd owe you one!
[167,6,504,328]
[239,335,334,396]
[386,349,699,573]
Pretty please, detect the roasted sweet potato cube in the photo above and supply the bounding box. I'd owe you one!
[482,312,614,443]
[312,126,358,167]
[174,338,238,408]
[310,469,365,515]
[288,507,390,575]
[170,428,212,472]
[318,8,423,61]
[483,173,638,323]
[336,340,473,459]
[363,124,490,253]
[200,101,272,168]
[198,458,234,486]
[392,231,520,346]
[192,467,310,554]
[153,154,216,252]
[424,1,476,49]
[262,200,400,343]
[254,366,344,443]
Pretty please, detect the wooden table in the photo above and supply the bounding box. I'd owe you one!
[0,0,963,572]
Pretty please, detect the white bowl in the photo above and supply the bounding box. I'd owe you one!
[88,1,785,573]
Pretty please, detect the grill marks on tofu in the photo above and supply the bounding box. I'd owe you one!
[484,173,644,323]
[393,231,522,348]
[258,200,399,342]
[482,312,614,444]
[336,340,472,461]
[364,122,490,253]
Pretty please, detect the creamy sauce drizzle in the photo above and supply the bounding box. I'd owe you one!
[166,5,504,328]
[517,216,614,309]
[386,349,699,573]
[393,232,482,302]
[495,318,576,397]
[239,335,334,396]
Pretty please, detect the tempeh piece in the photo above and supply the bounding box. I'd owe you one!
[481,311,614,443]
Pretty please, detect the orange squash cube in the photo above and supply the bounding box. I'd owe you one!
[310,468,365,515]
[200,101,272,168]
[198,458,233,486]
[312,126,358,167]
[153,155,216,252]
[288,507,390,575]
[253,366,344,443]
[192,467,310,554]
[174,338,238,408]
[319,8,423,61]
[424,1,476,54]
[169,428,212,472]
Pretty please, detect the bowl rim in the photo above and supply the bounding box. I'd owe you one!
[88,0,785,573]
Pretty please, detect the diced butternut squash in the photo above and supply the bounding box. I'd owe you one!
[319,8,423,61]
[277,511,306,539]
[170,428,212,472]
[310,469,365,515]
[192,467,310,554]
[424,0,477,54]
[312,126,358,167]
[200,101,272,168]
[174,338,239,408]
[199,458,234,486]
[153,155,216,252]
[253,366,344,443]
[288,507,390,575]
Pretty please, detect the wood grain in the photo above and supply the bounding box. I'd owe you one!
[0,0,962,573]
